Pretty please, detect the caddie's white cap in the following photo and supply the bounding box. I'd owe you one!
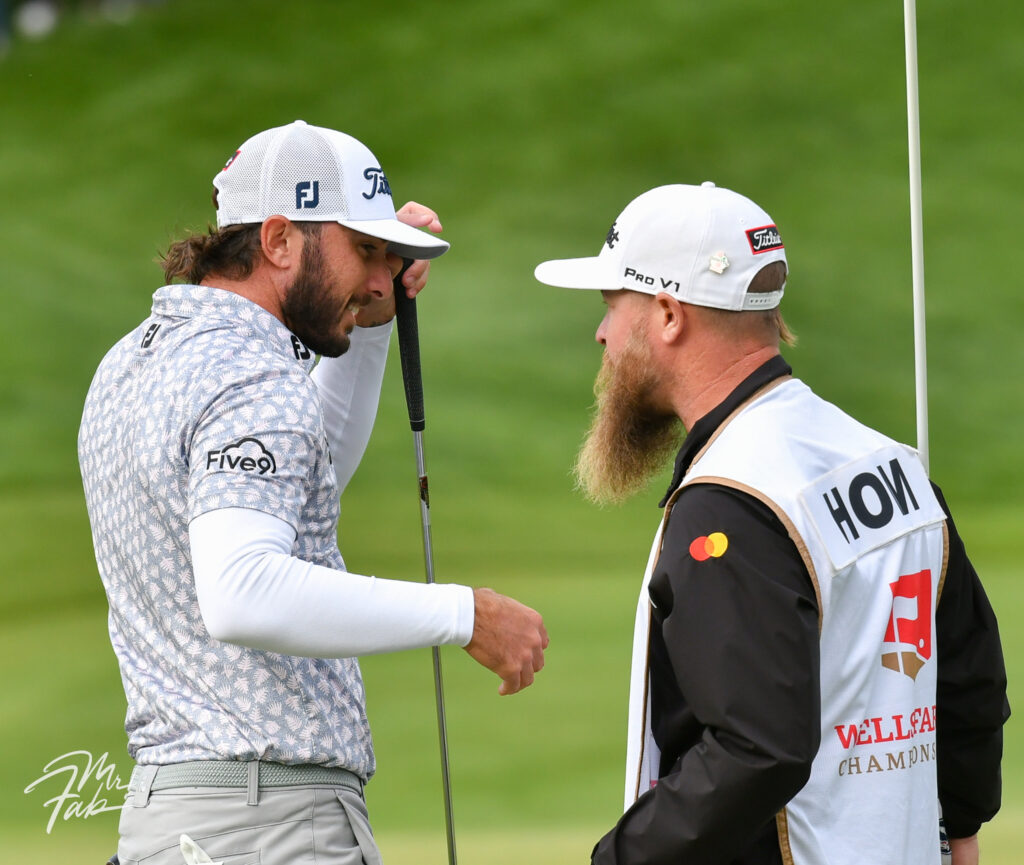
[534,182,786,310]
[212,120,449,260]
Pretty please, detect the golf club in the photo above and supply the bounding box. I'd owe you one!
[393,261,458,865]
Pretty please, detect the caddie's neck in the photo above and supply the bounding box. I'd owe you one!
[643,292,781,430]
[673,341,780,429]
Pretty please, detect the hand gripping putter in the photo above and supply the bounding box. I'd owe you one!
[393,264,458,865]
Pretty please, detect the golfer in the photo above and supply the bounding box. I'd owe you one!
[78,120,547,865]
[535,183,1007,865]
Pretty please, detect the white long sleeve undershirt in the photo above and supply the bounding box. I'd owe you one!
[309,322,392,494]
[190,322,474,658]
[190,507,475,657]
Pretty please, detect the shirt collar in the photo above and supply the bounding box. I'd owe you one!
[659,354,792,507]
[151,284,317,373]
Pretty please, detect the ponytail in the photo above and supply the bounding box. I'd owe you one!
[160,223,263,285]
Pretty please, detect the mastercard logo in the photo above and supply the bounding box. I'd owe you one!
[689,532,729,561]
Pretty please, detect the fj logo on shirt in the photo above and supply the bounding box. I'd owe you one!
[291,335,311,361]
[206,437,277,475]
[140,323,160,349]
[689,532,729,561]
[881,569,932,680]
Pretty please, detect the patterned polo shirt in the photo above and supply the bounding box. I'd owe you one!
[78,284,375,777]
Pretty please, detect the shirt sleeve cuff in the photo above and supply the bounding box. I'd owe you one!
[351,319,394,346]
[450,584,476,647]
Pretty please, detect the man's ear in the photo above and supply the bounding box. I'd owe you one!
[260,215,301,270]
[654,292,686,344]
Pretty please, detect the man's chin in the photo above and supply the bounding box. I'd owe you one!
[319,336,351,358]
[298,330,351,359]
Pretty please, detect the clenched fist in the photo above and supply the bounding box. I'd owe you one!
[464,588,548,695]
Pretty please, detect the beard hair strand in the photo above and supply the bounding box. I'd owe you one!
[573,334,682,506]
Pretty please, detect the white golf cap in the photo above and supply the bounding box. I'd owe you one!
[534,182,787,311]
[212,120,449,260]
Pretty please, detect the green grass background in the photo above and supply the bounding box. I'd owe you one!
[1,0,1021,861]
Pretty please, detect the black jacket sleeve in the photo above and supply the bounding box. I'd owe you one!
[932,483,1009,838]
[592,485,821,865]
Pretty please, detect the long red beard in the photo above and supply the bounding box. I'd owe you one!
[573,334,683,505]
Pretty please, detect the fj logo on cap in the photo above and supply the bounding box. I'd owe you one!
[745,224,783,254]
[362,167,391,199]
[606,222,620,249]
[296,181,320,209]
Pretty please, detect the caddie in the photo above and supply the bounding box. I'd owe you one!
[535,182,1007,865]
[79,120,548,865]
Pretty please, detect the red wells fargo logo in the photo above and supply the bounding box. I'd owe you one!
[881,569,932,680]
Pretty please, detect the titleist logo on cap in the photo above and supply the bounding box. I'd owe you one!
[746,225,783,254]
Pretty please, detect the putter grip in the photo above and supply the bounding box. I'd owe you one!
[393,266,425,432]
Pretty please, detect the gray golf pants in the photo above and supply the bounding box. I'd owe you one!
[118,762,383,865]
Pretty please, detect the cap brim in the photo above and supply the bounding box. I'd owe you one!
[534,256,620,290]
[339,217,450,261]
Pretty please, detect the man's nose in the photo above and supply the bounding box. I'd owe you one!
[368,258,397,298]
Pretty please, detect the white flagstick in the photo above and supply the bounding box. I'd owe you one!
[904,13,950,865]
[904,0,929,474]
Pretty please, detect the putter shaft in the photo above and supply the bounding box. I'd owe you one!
[413,430,458,865]
[393,271,458,865]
